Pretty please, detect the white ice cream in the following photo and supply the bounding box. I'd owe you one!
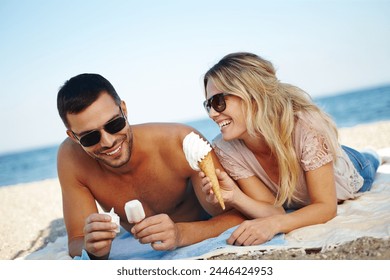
[183,132,212,171]
[125,200,146,224]
[106,208,120,233]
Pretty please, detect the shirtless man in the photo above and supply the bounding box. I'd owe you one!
[56,73,243,259]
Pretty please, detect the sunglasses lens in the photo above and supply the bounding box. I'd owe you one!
[79,131,101,147]
[105,117,126,134]
[211,94,226,112]
[76,109,127,147]
[204,94,227,113]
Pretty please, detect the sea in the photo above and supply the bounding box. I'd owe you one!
[1,85,389,187]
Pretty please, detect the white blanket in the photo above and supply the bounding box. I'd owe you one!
[24,148,390,260]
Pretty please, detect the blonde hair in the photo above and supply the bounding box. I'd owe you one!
[204,52,339,207]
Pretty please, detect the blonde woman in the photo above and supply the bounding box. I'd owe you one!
[201,52,381,246]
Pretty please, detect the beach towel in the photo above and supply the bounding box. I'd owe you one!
[24,148,390,260]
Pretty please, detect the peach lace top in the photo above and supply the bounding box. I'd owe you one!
[212,111,364,209]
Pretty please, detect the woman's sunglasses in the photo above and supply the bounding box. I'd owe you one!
[203,93,231,114]
[72,107,127,147]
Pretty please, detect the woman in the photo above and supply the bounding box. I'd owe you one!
[201,52,381,246]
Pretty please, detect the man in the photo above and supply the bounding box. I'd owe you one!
[56,73,243,259]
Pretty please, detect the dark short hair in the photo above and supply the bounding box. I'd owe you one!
[57,73,121,128]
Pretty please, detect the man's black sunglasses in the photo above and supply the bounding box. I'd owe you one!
[203,93,232,114]
[72,107,127,147]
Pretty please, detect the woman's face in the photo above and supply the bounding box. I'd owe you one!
[205,79,248,141]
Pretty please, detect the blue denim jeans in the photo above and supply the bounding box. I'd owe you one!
[342,145,380,192]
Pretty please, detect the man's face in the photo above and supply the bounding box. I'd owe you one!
[67,92,132,168]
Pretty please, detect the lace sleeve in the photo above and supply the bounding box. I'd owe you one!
[213,143,254,180]
[300,125,334,171]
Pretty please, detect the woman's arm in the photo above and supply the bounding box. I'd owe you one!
[234,175,286,218]
[200,169,285,218]
[228,162,338,246]
[274,161,337,232]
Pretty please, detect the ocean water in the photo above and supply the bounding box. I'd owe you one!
[1,85,389,187]
[0,145,59,187]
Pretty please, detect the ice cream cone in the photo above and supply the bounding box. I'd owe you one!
[199,152,225,210]
[183,131,225,210]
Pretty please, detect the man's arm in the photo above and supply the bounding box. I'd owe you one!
[132,208,245,250]
[177,208,245,247]
[174,162,246,247]
[132,150,245,250]
[57,140,117,258]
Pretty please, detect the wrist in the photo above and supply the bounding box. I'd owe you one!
[230,185,244,208]
[175,223,185,248]
[270,214,284,235]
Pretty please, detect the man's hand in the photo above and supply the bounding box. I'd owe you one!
[83,213,118,259]
[131,214,181,251]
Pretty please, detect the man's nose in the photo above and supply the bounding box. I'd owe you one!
[99,130,116,148]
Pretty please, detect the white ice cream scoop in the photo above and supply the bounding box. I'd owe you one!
[125,200,146,224]
[183,131,212,171]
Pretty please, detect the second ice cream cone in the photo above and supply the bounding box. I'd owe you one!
[199,152,225,210]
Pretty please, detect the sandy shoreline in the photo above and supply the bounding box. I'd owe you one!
[0,120,389,260]
[0,179,64,260]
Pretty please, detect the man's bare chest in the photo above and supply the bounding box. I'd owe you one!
[87,169,190,219]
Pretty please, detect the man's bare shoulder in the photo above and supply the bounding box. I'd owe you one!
[57,138,100,189]
[57,138,92,165]
[133,122,199,140]
[132,123,201,169]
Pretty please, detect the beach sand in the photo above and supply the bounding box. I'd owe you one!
[0,179,64,260]
[0,121,389,260]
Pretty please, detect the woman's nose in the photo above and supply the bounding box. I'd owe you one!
[208,107,220,119]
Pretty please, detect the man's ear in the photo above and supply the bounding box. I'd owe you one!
[121,100,128,119]
[66,130,79,144]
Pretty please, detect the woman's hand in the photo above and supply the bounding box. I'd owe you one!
[227,216,280,246]
[199,168,238,206]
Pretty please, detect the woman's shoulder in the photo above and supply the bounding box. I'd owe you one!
[294,111,336,170]
[212,135,256,180]
[212,135,254,165]
[294,110,334,141]
[295,110,322,129]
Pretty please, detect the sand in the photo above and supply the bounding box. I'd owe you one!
[0,121,389,260]
[0,179,64,260]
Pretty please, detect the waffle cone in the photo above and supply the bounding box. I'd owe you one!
[199,152,225,210]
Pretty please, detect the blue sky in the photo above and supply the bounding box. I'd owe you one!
[0,0,389,154]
